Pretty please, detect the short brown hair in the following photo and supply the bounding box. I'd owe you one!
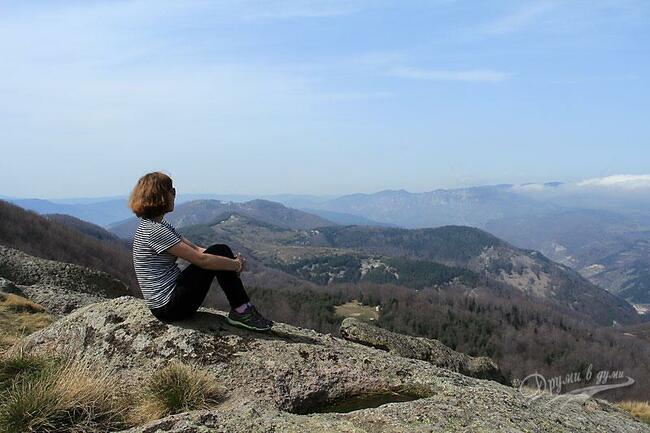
[128,171,174,218]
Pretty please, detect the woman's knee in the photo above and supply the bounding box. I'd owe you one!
[205,243,234,257]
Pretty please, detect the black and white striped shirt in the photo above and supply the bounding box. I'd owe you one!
[132,217,183,309]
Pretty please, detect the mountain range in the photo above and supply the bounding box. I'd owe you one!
[6,175,650,304]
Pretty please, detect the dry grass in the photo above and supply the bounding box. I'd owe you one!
[0,293,53,344]
[2,294,45,314]
[131,360,226,424]
[616,400,650,425]
[0,346,227,431]
[0,335,19,355]
[0,352,130,433]
[0,348,55,393]
[0,292,226,429]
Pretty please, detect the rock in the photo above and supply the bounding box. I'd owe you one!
[18,283,107,316]
[0,276,24,296]
[0,245,128,315]
[20,296,650,432]
[340,317,505,383]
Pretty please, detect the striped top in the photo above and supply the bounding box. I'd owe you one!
[132,217,183,309]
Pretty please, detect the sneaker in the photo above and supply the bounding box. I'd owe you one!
[250,305,274,326]
[227,304,272,331]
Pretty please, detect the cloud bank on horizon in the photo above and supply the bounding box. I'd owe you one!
[577,175,650,190]
[4,174,649,202]
[0,0,648,199]
[511,175,650,212]
[513,174,650,192]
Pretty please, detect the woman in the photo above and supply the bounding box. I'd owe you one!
[128,171,272,331]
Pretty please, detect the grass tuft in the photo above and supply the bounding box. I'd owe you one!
[0,348,55,393]
[0,293,52,340]
[2,293,46,314]
[0,354,129,433]
[0,336,19,356]
[132,360,225,423]
[617,400,650,425]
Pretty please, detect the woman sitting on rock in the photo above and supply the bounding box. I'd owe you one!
[127,171,273,331]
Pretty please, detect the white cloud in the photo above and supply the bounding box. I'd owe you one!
[577,175,650,190]
[389,67,512,83]
[512,175,650,201]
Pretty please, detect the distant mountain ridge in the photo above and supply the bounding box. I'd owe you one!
[108,198,339,240]
[299,185,560,229]
[9,198,133,226]
[3,192,338,228]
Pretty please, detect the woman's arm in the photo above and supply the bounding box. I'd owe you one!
[181,236,205,253]
[167,241,242,272]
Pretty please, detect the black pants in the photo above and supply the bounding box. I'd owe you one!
[150,243,250,322]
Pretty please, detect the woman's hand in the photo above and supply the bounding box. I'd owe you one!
[234,252,246,276]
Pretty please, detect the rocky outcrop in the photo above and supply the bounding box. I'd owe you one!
[0,245,129,315]
[340,317,505,383]
[20,296,650,433]
[0,276,22,295]
[16,282,108,316]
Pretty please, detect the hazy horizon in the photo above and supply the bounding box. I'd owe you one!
[3,173,650,202]
[1,1,648,198]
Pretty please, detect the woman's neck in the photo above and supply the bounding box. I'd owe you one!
[150,214,164,222]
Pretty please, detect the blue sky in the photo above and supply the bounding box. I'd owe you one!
[0,0,648,198]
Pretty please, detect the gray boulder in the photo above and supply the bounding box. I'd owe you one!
[340,317,505,383]
[0,245,129,315]
[20,296,650,433]
[17,283,108,316]
[0,276,24,296]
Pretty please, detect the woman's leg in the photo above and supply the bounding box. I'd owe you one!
[203,243,251,308]
[173,243,251,316]
[162,264,214,320]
